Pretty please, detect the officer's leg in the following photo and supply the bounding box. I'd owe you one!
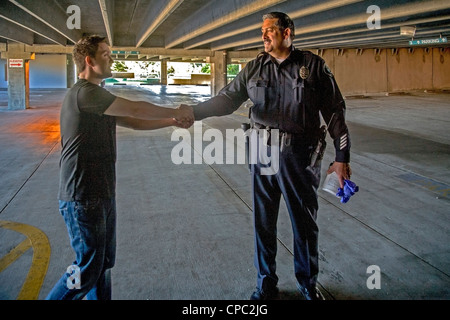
[251,162,281,293]
[278,147,320,290]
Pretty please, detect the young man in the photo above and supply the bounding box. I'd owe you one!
[189,12,352,300]
[46,35,193,300]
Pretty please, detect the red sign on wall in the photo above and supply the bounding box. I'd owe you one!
[9,59,24,68]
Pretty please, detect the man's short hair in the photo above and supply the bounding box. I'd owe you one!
[262,12,295,41]
[73,35,107,73]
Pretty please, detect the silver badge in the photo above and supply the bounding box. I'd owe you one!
[300,66,309,79]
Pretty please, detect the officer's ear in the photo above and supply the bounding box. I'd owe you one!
[283,28,292,41]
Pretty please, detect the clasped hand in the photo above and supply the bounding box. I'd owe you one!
[174,104,194,128]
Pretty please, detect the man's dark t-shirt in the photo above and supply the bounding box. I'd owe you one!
[58,79,117,201]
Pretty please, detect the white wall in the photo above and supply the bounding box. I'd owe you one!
[0,59,7,88]
[0,54,67,89]
[29,54,67,88]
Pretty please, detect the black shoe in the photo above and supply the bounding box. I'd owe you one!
[296,283,325,300]
[250,287,279,300]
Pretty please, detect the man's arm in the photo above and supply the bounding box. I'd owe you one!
[104,97,193,123]
[116,117,189,130]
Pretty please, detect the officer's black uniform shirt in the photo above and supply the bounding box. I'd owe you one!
[193,48,350,163]
[58,79,117,201]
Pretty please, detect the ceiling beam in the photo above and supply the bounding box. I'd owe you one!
[165,0,287,49]
[0,1,67,45]
[98,0,114,46]
[184,0,363,50]
[135,0,185,48]
[0,18,34,45]
[211,0,450,51]
[9,0,82,44]
[236,15,450,51]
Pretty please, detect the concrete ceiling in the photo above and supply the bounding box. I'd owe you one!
[1,0,449,61]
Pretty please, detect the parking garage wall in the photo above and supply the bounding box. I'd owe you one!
[0,59,7,88]
[1,49,449,94]
[323,47,450,95]
[0,54,66,89]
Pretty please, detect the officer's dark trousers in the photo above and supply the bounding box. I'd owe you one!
[251,140,321,293]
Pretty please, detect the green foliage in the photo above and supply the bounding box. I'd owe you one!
[112,61,128,72]
[227,64,240,76]
[201,64,211,74]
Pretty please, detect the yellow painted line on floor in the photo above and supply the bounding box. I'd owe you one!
[0,238,32,272]
[0,220,51,300]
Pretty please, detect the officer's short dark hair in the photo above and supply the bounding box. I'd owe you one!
[73,35,107,73]
[262,12,295,41]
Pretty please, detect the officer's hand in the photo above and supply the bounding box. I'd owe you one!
[327,162,352,188]
[175,104,194,126]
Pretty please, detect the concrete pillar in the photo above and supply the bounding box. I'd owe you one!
[66,54,76,88]
[1,43,35,110]
[208,50,227,97]
[160,58,168,85]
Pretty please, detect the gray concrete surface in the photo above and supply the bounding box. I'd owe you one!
[0,85,449,302]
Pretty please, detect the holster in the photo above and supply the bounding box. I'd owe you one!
[309,125,327,167]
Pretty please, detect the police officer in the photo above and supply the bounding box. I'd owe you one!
[189,12,352,300]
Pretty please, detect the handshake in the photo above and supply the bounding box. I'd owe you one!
[174,104,195,128]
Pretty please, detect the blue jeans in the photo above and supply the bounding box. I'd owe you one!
[46,198,116,300]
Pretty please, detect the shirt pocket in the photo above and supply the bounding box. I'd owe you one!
[248,78,271,105]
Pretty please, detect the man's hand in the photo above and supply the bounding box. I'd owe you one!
[175,104,194,128]
[327,161,352,188]
[172,118,192,129]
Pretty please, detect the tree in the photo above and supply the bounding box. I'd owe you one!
[227,64,240,76]
[112,61,128,72]
[201,64,211,74]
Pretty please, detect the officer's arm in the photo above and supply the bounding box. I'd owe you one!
[318,61,351,164]
[193,66,250,120]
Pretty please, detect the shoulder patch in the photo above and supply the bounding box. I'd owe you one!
[323,63,334,77]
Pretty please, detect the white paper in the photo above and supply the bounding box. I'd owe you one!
[322,171,340,197]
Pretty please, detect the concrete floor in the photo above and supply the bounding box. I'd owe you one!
[0,85,449,301]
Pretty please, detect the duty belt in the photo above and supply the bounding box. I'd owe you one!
[250,122,308,152]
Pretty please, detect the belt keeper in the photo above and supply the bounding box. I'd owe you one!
[285,132,291,146]
[263,128,270,146]
[280,132,291,152]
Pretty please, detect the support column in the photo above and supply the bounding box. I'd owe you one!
[1,43,35,110]
[160,58,167,85]
[208,50,227,97]
[66,54,76,88]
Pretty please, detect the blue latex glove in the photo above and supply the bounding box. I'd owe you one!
[336,179,359,203]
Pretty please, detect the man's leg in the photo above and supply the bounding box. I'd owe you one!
[86,198,117,300]
[46,200,111,300]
